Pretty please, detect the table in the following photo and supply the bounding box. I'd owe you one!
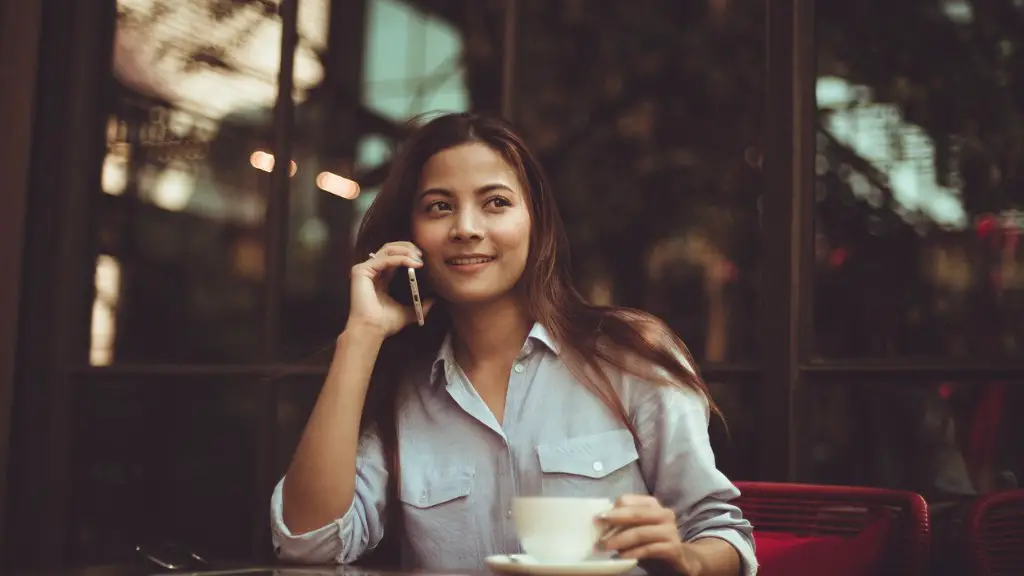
[9,567,480,576]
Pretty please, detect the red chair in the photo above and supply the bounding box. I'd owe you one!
[734,481,930,576]
[967,488,1024,576]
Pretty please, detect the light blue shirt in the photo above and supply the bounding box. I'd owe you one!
[271,323,757,574]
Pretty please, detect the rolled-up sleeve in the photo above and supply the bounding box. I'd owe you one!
[270,431,388,564]
[630,376,758,576]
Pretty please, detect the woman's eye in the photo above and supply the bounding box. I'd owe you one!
[426,200,452,213]
[487,196,512,209]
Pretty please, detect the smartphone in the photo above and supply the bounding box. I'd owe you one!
[408,267,425,326]
[389,265,430,326]
[135,542,208,571]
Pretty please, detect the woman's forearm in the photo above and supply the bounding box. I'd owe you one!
[680,537,743,576]
[281,326,385,534]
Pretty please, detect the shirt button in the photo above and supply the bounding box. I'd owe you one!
[506,508,513,519]
[593,461,604,472]
[513,364,525,373]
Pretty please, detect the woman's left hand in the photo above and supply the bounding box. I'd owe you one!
[597,494,701,574]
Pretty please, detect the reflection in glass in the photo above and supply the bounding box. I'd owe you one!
[514,0,764,363]
[92,0,304,363]
[363,0,470,121]
[815,2,1024,359]
[806,380,1023,497]
[275,377,321,482]
[279,0,504,359]
[90,255,122,366]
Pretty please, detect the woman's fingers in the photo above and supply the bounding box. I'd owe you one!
[600,523,676,552]
[600,502,674,527]
[352,253,422,282]
[370,241,422,261]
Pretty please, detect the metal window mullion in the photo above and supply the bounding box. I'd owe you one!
[254,0,299,561]
[760,0,815,483]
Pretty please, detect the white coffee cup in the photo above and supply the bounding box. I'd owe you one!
[511,496,613,563]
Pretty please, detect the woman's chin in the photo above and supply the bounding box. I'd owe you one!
[437,287,514,307]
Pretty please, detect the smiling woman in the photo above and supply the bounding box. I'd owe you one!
[273,113,756,574]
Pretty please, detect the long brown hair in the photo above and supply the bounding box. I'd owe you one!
[353,112,719,564]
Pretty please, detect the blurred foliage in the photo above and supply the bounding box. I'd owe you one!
[510,0,765,308]
[818,0,1024,214]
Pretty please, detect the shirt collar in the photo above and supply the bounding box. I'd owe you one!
[429,322,559,385]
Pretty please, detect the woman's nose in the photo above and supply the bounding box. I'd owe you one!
[449,209,483,241]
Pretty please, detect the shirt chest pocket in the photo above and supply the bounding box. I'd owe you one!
[398,465,479,557]
[400,466,474,509]
[536,429,643,498]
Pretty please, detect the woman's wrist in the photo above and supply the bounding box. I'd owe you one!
[339,322,388,350]
[672,545,705,576]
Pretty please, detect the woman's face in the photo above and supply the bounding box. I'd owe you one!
[411,142,532,306]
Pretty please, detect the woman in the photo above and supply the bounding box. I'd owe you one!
[271,113,757,575]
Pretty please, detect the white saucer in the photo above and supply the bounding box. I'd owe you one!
[485,554,638,575]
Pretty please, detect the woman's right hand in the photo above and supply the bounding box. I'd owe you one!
[346,241,434,338]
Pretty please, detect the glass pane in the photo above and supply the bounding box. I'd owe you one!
[804,380,1024,496]
[513,0,765,363]
[275,376,322,481]
[280,0,506,359]
[803,378,1024,572]
[815,2,1024,359]
[707,380,758,481]
[92,1,286,363]
[69,376,262,564]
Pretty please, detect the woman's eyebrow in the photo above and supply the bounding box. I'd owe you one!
[418,183,514,199]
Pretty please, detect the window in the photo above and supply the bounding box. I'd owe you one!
[814,1,1024,360]
[803,0,1024,508]
[93,0,295,363]
[805,379,1024,497]
[514,0,765,364]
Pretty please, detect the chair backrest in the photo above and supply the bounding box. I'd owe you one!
[967,488,1024,576]
[734,481,930,575]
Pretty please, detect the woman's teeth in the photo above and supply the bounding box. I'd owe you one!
[448,257,494,265]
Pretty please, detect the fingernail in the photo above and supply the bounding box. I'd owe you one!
[413,257,423,264]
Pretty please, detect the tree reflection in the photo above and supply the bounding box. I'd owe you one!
[812,0,1024,497]
[510,0,765,362]
[816,0,1024,359]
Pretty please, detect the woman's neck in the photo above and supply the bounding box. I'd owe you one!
[448,297,533,372]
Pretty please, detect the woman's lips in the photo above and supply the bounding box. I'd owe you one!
[444,255,495,272]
